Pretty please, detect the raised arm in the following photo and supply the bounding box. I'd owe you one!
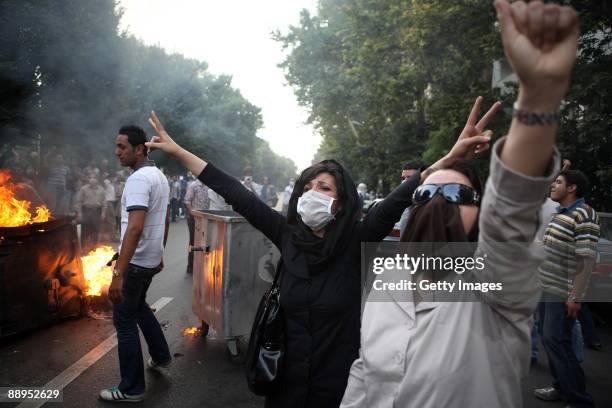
[145,112,286,247]
[472,0,578,316]
[495,0,578,175]
[361,97,500,242]
[147,112,207,176]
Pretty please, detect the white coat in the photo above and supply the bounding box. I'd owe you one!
[341,138,560,408]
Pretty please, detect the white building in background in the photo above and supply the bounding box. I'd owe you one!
[491,58,517,95]
[492,29,611,95]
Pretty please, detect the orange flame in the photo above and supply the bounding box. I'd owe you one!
[182,326,200,335]
[81,245,115,296]
[0,169,51,227]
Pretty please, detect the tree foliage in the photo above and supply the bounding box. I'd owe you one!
[276,0,611,210]
[0,0,296,184]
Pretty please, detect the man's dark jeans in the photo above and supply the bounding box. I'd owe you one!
[113,264,171,395]
[170,198,179,221]
[579,303,602,346]
[81,206,101,252]
[538,299,594,407]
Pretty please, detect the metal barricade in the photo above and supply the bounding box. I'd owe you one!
[191,210,280,358]
[0,217,85,338]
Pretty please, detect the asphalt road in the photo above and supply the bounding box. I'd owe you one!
[1,219,610,407]
[1,219,262,408]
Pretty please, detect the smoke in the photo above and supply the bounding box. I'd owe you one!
[0,0,296,184]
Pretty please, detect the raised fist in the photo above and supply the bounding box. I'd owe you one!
[495,0,578,110]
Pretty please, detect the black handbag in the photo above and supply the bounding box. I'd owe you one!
[246,259,285,396]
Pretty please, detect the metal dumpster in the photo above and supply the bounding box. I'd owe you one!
[0,217,85,337]
[191,210,280,358]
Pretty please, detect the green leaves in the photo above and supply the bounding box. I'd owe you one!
[277,0,610,210]
[276,0,500,190]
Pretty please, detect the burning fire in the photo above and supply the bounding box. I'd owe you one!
[81,245,115,296]
[182,326,200,336]
[0,169,51,227]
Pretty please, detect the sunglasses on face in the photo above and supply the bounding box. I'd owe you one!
[412,183,480,205]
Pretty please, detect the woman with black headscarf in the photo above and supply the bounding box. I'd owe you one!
[144,101,494,406]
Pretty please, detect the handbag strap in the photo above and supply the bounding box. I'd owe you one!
[271,258,284,289]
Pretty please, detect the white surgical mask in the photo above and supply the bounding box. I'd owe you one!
[297,189,336,231]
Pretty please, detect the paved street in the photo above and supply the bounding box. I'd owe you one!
[523,316,612,408]
[1,219,610,407]
[1,219,262,408]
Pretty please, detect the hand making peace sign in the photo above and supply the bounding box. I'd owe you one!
[447,96,502,162]
[146,111,181,156]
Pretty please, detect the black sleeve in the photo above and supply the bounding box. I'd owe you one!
[198,163,286,248]
[358,170,420,242]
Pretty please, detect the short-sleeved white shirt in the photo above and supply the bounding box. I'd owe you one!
[119,162,169,268]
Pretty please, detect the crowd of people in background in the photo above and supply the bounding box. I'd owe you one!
[2,144,304,256]
[2,148,129,253]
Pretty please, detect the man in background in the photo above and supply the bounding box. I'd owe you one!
[184,177,210,274]
[534,169,600,407]
[398,161,426,236]
[169,175,181,222]
[46,153,70,215]
[241,166,262,196]
[77,177,105,252]
[260,176,278,208]
[101,177,117,242]
[281,178,294,215]
[357,183,368,211]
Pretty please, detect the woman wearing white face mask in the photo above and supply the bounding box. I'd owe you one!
[144,100,496,406]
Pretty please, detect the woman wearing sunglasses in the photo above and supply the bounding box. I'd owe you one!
[341,1,578,407]
[144,76,499,408]
[143,99,492,407]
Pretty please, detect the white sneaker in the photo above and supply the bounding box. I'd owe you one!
[99,386,144,402]
[147,356,172,373]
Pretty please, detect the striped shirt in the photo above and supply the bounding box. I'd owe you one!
[47,165,69,187]
[538,198,600,298]
[184,179,209,211]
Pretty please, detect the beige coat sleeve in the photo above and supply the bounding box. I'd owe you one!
[471,137,560,320]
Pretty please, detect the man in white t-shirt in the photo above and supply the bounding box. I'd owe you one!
[100,125,171,403]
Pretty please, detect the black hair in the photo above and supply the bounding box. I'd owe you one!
[559,170,589,198]
[403,161,426,171]
[118,125,148,156]
[295,160,348,210]
[446,159,483,199]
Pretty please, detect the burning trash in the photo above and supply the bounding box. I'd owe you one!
[0,169,51,227]
[182,326,200,336]
[81,245,115,297]
[0,216,83,337]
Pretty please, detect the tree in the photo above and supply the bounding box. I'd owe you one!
[276,0,611,210]
[554,1,612,211]
[0,0,296,183]
[276,0,503,191]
